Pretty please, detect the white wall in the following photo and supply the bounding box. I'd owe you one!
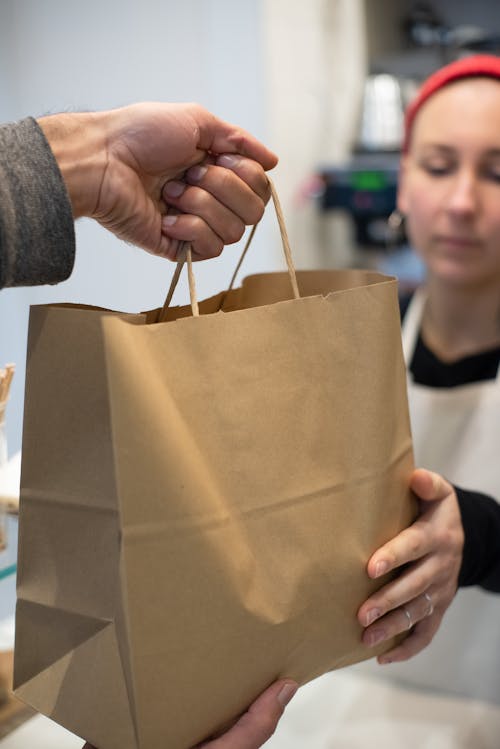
[0,0,282,455]
[262,0,367,269]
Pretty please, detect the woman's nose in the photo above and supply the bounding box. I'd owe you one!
[445,171,478,216]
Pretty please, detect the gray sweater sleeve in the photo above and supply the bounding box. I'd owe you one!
[0,116,75,288]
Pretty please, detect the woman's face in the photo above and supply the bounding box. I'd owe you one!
[398,78,500,288]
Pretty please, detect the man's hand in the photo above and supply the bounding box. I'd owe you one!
[38,102,278,261]
[357,468,464,663]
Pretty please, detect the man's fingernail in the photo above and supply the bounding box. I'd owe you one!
[278,682,298,707]
[365,608,381,627]
[375,561,389,578]
[217,154,240,168]
[162,215,178,227]
[164,180,186,198]
[187,165,208,182]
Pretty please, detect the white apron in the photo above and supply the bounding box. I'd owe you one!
[378,288,500,704]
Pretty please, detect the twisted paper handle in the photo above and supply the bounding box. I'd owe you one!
[159,177,299,322]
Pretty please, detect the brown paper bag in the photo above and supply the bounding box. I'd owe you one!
[14,193,415,749]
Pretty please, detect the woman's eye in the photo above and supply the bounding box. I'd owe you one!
[486,169,500,183]
[422,162,451,176]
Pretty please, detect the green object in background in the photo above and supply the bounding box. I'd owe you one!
[350,170,388,191]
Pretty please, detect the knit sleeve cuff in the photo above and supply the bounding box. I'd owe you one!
[0,116,75,288]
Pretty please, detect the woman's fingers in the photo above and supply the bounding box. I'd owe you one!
[377,609,443,664]
[357,467,464,663]
[366,469,456,582]
[359,552,441,628]
[366,524,433,583]
[359,549,457,658]
[363,589,435,648]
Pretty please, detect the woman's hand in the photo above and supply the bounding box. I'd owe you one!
[195,679,297,748]
[357,468,464,663]
[82,678,297,749]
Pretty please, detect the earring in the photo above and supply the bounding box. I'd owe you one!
[386,209,406,250]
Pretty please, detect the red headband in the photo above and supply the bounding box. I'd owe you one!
[403,54,500,152]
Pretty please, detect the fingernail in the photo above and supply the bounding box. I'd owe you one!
[187,165,208,182]
[379,657,392,665]
[216,154,240,168]
[278,682,298,707]
[162,215,178,227]
[366,628,386,647]
[375,561,389,578]
[164,180,186,198]
[365,608,381,627]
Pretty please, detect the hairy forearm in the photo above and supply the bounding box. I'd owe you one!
[36,112,108,219]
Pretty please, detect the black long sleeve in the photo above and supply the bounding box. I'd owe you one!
[456,486,500,593]
[0,117,75,288]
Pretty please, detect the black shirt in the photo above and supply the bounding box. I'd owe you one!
[401,294,500,389]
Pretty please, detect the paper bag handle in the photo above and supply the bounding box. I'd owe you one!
[158,178,299,322]
[159,241,199,319]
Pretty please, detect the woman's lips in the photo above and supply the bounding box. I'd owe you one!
[434,235,481,249]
